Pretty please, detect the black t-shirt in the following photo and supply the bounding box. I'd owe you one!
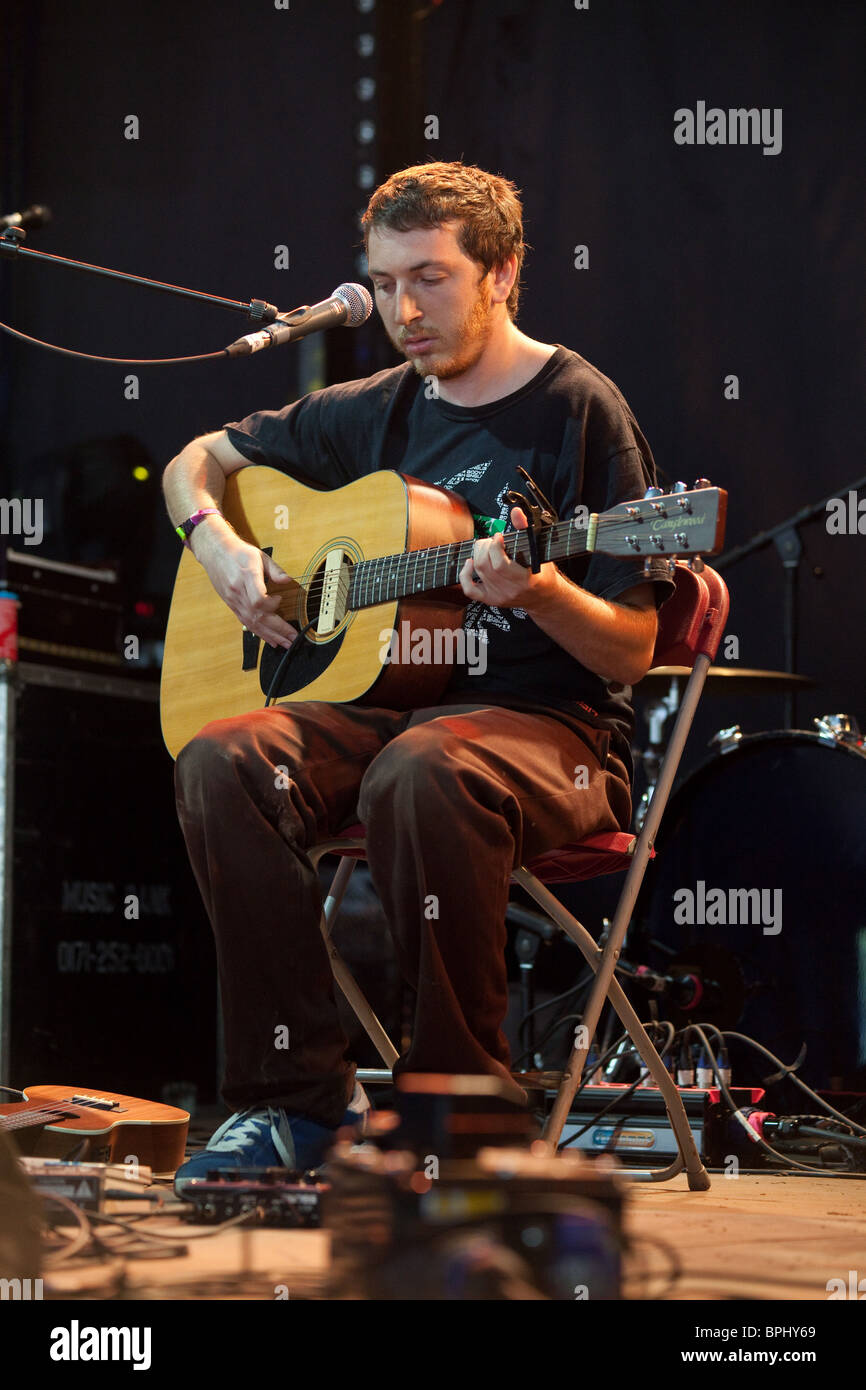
[224,345,674,771]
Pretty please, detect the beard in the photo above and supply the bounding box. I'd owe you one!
[398,278,494,381]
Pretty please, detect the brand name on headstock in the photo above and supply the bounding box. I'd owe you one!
[649,514,704,532]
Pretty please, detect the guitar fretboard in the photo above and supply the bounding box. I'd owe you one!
[347,516,589,610]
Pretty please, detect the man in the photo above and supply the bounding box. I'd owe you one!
[163,162,673,1190]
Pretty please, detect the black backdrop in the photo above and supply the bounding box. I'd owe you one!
[3,0,863,733]
[2,0,865,1088]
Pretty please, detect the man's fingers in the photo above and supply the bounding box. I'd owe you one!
[239,583,298,649]
[473,533,509,576]
[261,551,294,586]
[245,615,297,650]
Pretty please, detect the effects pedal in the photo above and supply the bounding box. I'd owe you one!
[180,1166,329,1227]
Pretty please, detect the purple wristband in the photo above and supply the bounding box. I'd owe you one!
[176,508,221,548]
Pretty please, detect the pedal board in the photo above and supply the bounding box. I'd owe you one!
[180,1166,329,1227]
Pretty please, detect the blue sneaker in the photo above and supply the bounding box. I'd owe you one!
[174,1081,370,1196]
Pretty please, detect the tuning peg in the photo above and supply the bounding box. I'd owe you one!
[692,478,712,490]
[672,480,688,493]
[643,486,663,499]
[688,556,705,573]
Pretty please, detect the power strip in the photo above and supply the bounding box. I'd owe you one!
[560,1084,766,1165]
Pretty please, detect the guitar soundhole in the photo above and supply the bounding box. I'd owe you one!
[259,626,346,698]
[258,546,356,698]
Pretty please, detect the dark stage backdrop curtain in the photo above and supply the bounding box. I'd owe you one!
[419,0,866,742]
[2,0,864,739]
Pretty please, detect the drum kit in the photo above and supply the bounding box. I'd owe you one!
[630,665,866,1090]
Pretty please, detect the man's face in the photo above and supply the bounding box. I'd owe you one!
[366,222,499,380]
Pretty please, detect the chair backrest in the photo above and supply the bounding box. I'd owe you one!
[652,562,729,669]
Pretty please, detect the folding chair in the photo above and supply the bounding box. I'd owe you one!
[309,560,730,1190]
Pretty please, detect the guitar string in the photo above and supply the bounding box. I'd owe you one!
[0,1099,132,1129]
[277,513,639,614]
[260,498,701,633]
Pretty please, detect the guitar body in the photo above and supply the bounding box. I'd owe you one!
[1,1085,190,1175]
[161,468,474,758]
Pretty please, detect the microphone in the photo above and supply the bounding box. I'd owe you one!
[226,283,372,357]
[0,204,52,232]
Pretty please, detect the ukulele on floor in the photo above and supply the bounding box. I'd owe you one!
[0,1084,190,1175]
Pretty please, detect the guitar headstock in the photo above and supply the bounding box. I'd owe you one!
[594,480,727,564]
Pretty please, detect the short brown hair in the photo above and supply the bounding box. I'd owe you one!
[361,161,526,319]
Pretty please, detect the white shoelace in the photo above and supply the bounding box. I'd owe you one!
[206,1107,296,1168]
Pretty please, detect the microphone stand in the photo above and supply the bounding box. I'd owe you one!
[0,225,291,327]
[0,226,308,1083]
[713,473,866,728]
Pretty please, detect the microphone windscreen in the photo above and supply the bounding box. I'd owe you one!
[333,282,373,326]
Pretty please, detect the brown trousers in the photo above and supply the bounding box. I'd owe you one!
[174,698,631,1126]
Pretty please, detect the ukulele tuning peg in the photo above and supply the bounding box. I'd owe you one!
[692,478,712,490]
[688,556,705,573]
[672,480,688,493]
[643,486,663,500]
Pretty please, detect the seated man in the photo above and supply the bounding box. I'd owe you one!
[162,160,673,1190]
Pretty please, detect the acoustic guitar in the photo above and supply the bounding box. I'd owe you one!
[0,1084,190,1175]
[160,468,726,758]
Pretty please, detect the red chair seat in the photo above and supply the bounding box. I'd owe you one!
[328,825,651,884]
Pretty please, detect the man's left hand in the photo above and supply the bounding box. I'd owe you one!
[458,506,560,612]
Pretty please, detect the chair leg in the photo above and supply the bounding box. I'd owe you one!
[512,868,711,1190]
[310,845,400,1070]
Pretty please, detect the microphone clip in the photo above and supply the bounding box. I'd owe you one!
[0,227,26,259]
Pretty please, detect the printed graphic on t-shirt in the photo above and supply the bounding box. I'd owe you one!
[432,463,529,637]
[432,459,494,490]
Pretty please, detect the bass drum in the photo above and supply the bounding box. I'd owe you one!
[635,730,866,1091]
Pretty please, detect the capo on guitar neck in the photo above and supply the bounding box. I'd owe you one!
[504,466,559,574]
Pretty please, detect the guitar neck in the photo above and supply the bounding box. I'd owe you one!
[348,516,586,609]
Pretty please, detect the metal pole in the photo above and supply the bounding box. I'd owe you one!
[0,661,17,1084]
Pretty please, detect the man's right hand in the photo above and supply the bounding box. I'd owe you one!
[163,430,299,651]
[192,523,298,650]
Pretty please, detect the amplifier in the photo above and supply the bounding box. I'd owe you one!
[5,548,136,676]
[1,663,217,1104]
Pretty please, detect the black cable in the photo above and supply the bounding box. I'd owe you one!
[264,619,318,705]
[689,1023,861,1177]
[0,316,229,365]
[515,969,594,1052]
[785,1117,866,1147]
[512,989,593,1070]
[558,1023,675,1149]
[797,1126,866,1152]
[620,1230,682,1300]
[720,1028,866,1136]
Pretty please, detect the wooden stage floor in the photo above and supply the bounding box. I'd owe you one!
[42,1168,865,1302]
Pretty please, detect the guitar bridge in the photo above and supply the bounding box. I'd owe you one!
[70,1094,121,1110]
[315,548,351,635]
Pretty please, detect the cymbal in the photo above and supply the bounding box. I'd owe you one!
[638,667,815,697]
